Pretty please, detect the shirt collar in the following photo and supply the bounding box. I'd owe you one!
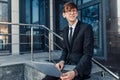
[69,19,78,29]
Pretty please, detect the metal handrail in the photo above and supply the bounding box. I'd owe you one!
[92,58,119,79]
[44,35,63,50]
[0,21,119,79]
[0,21,62,61]
[39,24,120,79]
[50,30,120,79]
[0,22,63,40]
[42,26,120,79]
[50,33,120,79]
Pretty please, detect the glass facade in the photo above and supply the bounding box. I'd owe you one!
[17,0,106,58]
[0,3,8,22]
[59,4,67,31]
[39,0,46,25]
[0,0,10,54]
[25,0,30,24]
[0,0,120,76]
[72,0,105,58]
[0,0,8,1]
[81,5,102,56]
[25,0,46,25]
[32,0,39,24]
[81,0,93,3]
[20,0,49,53]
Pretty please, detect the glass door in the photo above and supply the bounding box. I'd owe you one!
[20,0,49,53]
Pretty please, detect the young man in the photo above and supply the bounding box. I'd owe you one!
[43,2,94,80]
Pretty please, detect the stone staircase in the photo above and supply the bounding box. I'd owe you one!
[0,51,119,80]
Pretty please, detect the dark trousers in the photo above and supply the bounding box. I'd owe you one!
[42,75,59,80]
[42,75,86,80]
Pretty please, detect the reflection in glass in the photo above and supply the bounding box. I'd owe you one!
[0,2,9,51]
[0,0,8,1]
[59,4,67,30]
[81,0,92,3]
[39,0,45,25]
[0,25,8,50]
[26,0,30,24]
[81,5,102,56]
[0,3,8,22]
[22,0,47,52]
[32,0,39,24]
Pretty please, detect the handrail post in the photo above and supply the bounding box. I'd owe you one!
[48,31,51,62]
[31,26,34,61]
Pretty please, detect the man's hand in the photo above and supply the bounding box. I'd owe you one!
[56,61,64,71]
[60,70,76,80]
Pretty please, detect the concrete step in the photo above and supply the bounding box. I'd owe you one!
[0,50,119,80]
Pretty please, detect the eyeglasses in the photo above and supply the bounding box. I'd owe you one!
[65,10,77,14]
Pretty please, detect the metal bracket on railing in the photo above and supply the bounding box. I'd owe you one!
[101,71,105,77]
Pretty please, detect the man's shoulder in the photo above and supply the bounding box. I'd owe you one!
[78,21,92,29]
[78,21,91,27]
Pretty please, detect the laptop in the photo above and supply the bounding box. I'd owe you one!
[29,61,62,77]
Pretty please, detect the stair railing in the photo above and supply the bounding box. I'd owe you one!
[0,21,119,80]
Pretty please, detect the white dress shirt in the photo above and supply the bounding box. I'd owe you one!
[68,19,78,39]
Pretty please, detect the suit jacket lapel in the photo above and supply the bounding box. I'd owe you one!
[71,21,81,48]
[64,27,70,51]
[64,21,81,51]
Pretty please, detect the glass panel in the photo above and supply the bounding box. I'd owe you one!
[20,0,47,53]
[39,0,45,25]
[26,0,30,24]
[32,0,45,51]
[32,0,39,24]
[59,4,67,31]
[0,0,8,1]
[0,25,8,50]
[81,0,92,3]
[81,5,102,56]
[20,0,31,53]
[0,3,8,22]
[0,2,9,53]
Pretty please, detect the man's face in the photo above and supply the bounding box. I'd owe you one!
[63,8,78,22]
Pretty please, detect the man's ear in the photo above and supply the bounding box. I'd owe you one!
[63,13,66,18]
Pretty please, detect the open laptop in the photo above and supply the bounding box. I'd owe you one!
[29,61,62,77]
[29,61,76,77]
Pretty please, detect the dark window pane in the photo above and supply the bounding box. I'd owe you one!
[81,0,93,3]
[20,0,48,53]
[0,3,8,22]
[0,2,9,53]
[0,0,8,2]
[81,5,102,56]
[39,0,45,25]
[26,0,30,24]
[59,4,67,30]
[32,0,39,24]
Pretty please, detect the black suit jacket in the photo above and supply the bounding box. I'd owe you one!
[60,20,94,78]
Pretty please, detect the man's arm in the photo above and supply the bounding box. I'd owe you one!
[74,24,94,77]
[60,29,68,62]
